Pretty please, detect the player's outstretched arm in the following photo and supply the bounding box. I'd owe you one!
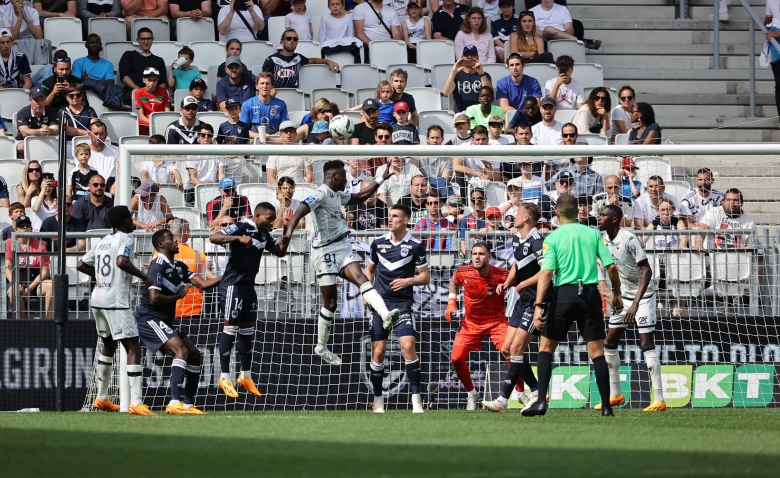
[267,238,290,258]
[445,277,461,323]
[116,256,153,288]
[282,203,311,241]
[347,166,392,205]
[209,231,252,246]
[190,275,221,291]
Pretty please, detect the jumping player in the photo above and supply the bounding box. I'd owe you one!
[135,229,221,414]
[210,202,290,398]
[77,206,155,415]
[445,242,510,411]
[364,204,430,414]
[598,205,665,412]
[282,160,400,366]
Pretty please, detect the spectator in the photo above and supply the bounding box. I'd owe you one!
[397,174,429,224]
[87,121,119,194]
[34,0,77,19]
[30,172,57,231]
[16,160,43,207]
[644,198,687,250]
[389,68,418,126]
[391,101,420,145]
[509,9,552,63]
[696,188,756,250]
[216,56,256,111]
[121,0,169,38]
[573,86,611,135]
[452,125,501,185]
[459,187,487,254]
[414,189,454,250]
[270,176,302,230]
[497,176,522,226]
[432,0,468,41]
[0,177,7,206]
[350,98,380,145]
[262,28,339,90]
[358,121,392,176]
[611,85,636,135]
[491,0,517,64]
[477,0,499,20]
[188,77,214,112]
[169,0,211,32]
[497,53,542,113]
[319,0,355,49]
[507,95,542,133]
[167,46,202,91]
[512,120,533,146]
[77,0,122,31]
[402,0,430,63]
[347,177,388,230]
[517,162,546,205]
[575,194,597,227]
[0,27,32,89]
[40,56,83,111]
[166,95,202,144]
[544,169,572,214]
[442,45,492,113]
[62,84,98,142]
[445,112,472,145]
[618,157,641,200]
[71,174,114,230]
[633,175,679,229]
[184,123,220,203]
[305,120,334,145]
[345,159,371,195]
[297,99,336,142]
[548,156,603,197]
[454,7,495,64]
[530,96,562,145]
[72,34,115,86]
[266,120,313,185]
[413,125,453,194]
[465,85,503,129]
[240,72,289,136]
[69,143,98,200]
[141,145,183,185]
[544,55,584,111]
[530,0,600,50]
[629,101,662,145]
[591,174,634,228]
[285,0,312,40]
[216,137,247,183]
[205,214,233,278]
[15,87,60,157]
[130,179,173,231]
[206,176,251,228]
[429,0,467,14]
[118,27,167,105]
[680,167,724,227]
[376,156,422,205]
[503,122,534,179]
[215,39,247,82]
[5,214,52,318]
[39,195,86,252]
[1,0,42,40]
[353,0,401,63]
[2,202,25,239]
[487,114,507,144]
[218,98,251,144]
[134,67,171,135]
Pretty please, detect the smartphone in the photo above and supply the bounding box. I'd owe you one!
[558,68,566,75]
[51,180,58,188]
[235,1,247,11]
[57,75,67,83]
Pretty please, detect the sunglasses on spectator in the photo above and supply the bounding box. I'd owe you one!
[321,109,332,114]
[55,57,71,62]
[426,201,440,205]
[620,95,634,101]
[68,93,82,99]
[183,105,198,111]
[520,10,534,16]
[471,197,485,202]
[28,168,41,173]
[138,37,153,42]
[65,202,73,207]
[285,36,299,42]
[198,132,213,137]
[376,134,390,139]
[91,183,106,188]
[561,133,577,138]
[595,96,608,101]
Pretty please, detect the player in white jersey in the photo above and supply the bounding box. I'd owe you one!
[679,168,724,226]
[77,206,156,415]
[597,205,666,412]
[283,160,401,366]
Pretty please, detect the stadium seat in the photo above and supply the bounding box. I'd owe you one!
[174,89,213,108]
[0,89,30,131]
[385,64,425,88]
[666,252,705,300]
[292,183,317,202]
[405,87,444,113]
[54,41,88,63]
[325,51,356,70]
[340,64,380,94]
[312,161,324,183]
[104,42,136,71]
[573,63,604,89]
[101,112,140,142]
[64,255,91,301]
[207,65,220,94]
[267,16,286,48]
[160,185,186,207]
[712,252,752,298]
[86,91,111,116]
[430,64,452,92]
[241,42,278,71]
[132,18,170,42]
[0,159,23,191]
[482,63,509,84]
[340,111,362,123]
[554,109,577,124]
[311,16,320,41]
[273,89,306,111]
[664,180,691,202]
[418,110,455,136]
[196,111,229,133]
[523,63,557,90]
[590,157,621,179]
[151,41,185,66]
[119,135,150,146]
[176,18,215,45]
[299,64,338,94]
[296,41,321,59]
[238,183,277,209]
[0,136,16,159]
[287,110,307,126]
[43,17,82,47]
[149,112,182,136]
[416,40,455,71]
[468,181,507,207]
[634,156,672,184]
[354,87,375,106]
[547,40,586,63]
[190,42,227,74]
[70,135,90,158]
[195,183,221,215]
[25,136,59,161]
[614,133,629,145]
[311,88,349,112]
[88,17,127,44]
[577,133,608,145]
[368,40,407,71]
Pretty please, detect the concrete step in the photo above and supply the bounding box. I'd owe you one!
[744,202,780,216]
[587,54,712,69]
[690,5,763,21]
[698,30,767,44]
[604,79,729,95]
[736,81,776,95]
[658,115,777,128]
[718,178,780,200]
[580,19,751,30]
[569,6,675,20]
[604,68,775,80]
[688,0,765,6]
[638,93,775,105]
[596,43,759,55]
[660,128,775,142]
[655,103,771,117]
[718,55,770,69]
[587,29,699,45]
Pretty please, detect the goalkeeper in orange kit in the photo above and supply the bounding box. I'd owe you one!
[445,241,518,410]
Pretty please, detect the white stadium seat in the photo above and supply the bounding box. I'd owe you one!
[151,41,185,66]
[149,112,182,136]
[190,42,227,74]
[547,40,587,63]
[132,17,170,42]
[573,63,605,89]
[44,17,82,46]
[405,87,442,113]
[385,64,426,88]
[53,42,88,63]
[340,64,381,94]
[101,112,139,142]
[25,136,59,161]
[311,88,350,112]
[369,40,407,71]
[273,89,306,111]
[524,63,557,90]
[299,64,338,95]
[416,40,455,70]
[88,17,127,44]
[177,18,215,45]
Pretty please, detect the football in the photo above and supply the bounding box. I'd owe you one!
[329,115,354,141]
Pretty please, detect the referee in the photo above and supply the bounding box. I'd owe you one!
[522,194,624,417]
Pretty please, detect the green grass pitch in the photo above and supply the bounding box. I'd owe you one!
[2,409,780,477]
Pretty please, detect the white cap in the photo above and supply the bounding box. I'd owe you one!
[142,67,160,77]
[279,120,297,131]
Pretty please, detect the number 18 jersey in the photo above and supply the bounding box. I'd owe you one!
[81,231,135,309]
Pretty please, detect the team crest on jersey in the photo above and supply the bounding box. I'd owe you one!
[156,273,163,285]
[523,245,529,256]
[400,247,409,257]
[359,335,408,399]
[303,195,316,205]
[270,108,277,116]
[225,224,239,234]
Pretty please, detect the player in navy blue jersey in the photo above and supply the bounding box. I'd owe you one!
[135,229,221,414]
[209,202,290,398]
[484,203,546,413]
[364,204,430,414]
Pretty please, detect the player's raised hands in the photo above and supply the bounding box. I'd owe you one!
[444,298,457,323]
[381,163,393,181]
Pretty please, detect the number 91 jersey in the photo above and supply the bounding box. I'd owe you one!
[81,231,135,309]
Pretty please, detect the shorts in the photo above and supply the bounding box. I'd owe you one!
[543,284,606,342]
[311,238,361,287]
[508,292,542,336]
[136,315,186,354]
[609,294,657,334]
[93,308,138,341]
[369,301,416,342]
[219,284,258,324]
[453,320,507,352]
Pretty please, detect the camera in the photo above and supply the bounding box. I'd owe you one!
[57,75,67,83]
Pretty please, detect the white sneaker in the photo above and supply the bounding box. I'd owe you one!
[522,392,539,411]
[314,344,342,366]
[412,396,424,414]
[372,399,385,414]
[482,397,508,413]
[517,392,532,408]
[719,12,729,21]
[466,391,479,411]
[383,309,400,330]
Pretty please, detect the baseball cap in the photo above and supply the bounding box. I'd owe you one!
[557,171,575,183]
[225,56,242,67]
[29,86,46,99]
[486,206,502,218]
[462,45,478,57]
[0,28,12,38]
[279,120,297,131]
[506,177,523,188]
[447,196,462,207]
[453,112,471,125]
[219,177,236,190]
[488,114,504,124]
[498,0,514,5]
[224,98,240,108]
[142,67,160,77]
[540,96,557,107]
[362,98,379,111]
[15,215,32,227]
[407,0,421,7]
[189,78,207,90]
[181,95,198,108]
[311,120,329,134]
[134,180,159,198]
[393,101,409,113]
[621,157,638,169]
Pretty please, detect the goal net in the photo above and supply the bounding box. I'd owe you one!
[79,143,780,411]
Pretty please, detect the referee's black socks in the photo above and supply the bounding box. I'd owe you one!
[592,355,612,413]
[535,352,553,401]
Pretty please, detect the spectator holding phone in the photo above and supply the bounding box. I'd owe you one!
[40,56,84,110]
[443,45,492,113]
[218,0,266,42]
[31,172,58,231]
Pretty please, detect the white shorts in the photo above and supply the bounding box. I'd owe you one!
[92,308,138,341]
[311,239,361,287]
[608,295,657,334]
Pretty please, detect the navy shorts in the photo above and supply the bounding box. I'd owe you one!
[370,301,416,342]
[509,292,541,336]
[137,315,186,354]
[219,284,258,324]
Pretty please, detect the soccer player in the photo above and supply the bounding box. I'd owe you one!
[77,206,155,415]
[136,229,221,414]
[445,242,510,411]
[483,203,546,412]
[210,202,290,398]
[364,204,430,414]
[282,160,400,366]
[598,205,665,412]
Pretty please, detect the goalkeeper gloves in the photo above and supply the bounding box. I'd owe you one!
[444,298,457,323]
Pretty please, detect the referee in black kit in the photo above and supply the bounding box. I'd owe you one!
[522,194,624,417]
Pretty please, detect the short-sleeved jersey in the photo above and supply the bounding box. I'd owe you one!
[541,222,614,287]
[136,254,194,322]
[679,188,724,222]
[603,229,654,300]
[218,218,277,287]
[511,227,544,285]
[303,183,352,248]
[453,265,509,325]
[81,231,135,309]
[368,232,428,303]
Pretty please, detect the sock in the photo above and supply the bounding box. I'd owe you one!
[237,327,254,372]
[170,359,187,403]
[318,308,335,346]
[127,364,143,406]
[219,325,238,380]
[536,351,553,401]
[500,356,524,399]
[359,283,390,320]
[451,346,474,392]
[604,344,622,396]
[96,354,112,401]
[405,359,421,395]
[184,364,201,406]
[518,359,538,392]
[592,355,611,411]
[643,346,664,402]
[370,361,384,398]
